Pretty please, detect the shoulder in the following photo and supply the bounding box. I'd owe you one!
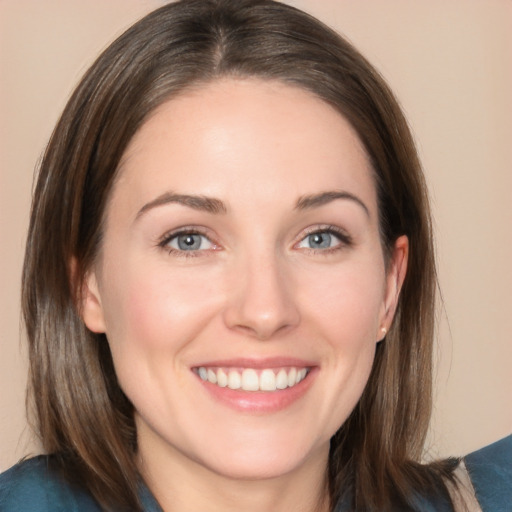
[464,434,512,512]
[0,456,101,512]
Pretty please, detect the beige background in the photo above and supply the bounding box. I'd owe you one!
[1,0,510,471]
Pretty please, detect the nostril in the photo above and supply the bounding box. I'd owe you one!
[223,291,300,340]
[222,259,301,339]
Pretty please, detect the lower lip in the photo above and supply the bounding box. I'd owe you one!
[196,369,317,413]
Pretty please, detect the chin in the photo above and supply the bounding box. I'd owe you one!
[199,447,319,481]
[189,427,330,481]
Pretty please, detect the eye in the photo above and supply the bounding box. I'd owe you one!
[162,231,215,253]
[296,228,350,251]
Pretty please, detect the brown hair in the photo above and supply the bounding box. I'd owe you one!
[23,0,456,510]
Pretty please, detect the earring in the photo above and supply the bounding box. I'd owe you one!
[380,327,387,337]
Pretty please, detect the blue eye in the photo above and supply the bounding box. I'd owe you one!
[166,232,213,252]
[297,229,346,250]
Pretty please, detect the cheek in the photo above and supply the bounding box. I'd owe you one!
[296,257,385,420]
[299,258,386,343]
[102,262,222,356]
[99,264,224,414]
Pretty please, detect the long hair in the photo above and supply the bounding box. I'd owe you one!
[22,0,456,509]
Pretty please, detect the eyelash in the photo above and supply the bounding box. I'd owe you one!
[158,227,217,258]
[296,225,353,254]
[157,225,352,258]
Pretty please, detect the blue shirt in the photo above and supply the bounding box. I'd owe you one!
[0,456,162,512]
[1,435,510,511]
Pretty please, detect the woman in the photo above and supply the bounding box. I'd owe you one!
[0,1,510,510]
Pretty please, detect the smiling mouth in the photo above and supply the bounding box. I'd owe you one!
[194,366,310,392]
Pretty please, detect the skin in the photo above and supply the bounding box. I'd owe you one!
[82,78,408,512]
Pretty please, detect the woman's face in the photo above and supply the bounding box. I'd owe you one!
[83,79,407,481]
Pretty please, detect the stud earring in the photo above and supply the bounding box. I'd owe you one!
[380,327,387,337]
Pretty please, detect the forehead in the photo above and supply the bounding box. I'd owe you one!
[112,78,376,219]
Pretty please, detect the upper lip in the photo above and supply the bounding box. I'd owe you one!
[192,357,317,369]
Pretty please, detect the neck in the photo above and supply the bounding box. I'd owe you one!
[137,436,330,512]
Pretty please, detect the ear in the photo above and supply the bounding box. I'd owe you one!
[378,235,409,340]
[75,262,107,334]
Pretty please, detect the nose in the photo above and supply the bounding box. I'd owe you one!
[223,254,300,340]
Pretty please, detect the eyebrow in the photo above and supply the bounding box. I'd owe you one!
[136,189,369,220]
[136,192,227,219]
[295,190,369,216]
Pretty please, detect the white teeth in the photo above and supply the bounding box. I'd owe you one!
[260,369,276,391]
[207,368,217,384]
[197,366,310,392]
[217,368,228,387]
[241,369,259,391]
[287,367,297,387]
[228,370,241,390]
[276,369,288,389]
